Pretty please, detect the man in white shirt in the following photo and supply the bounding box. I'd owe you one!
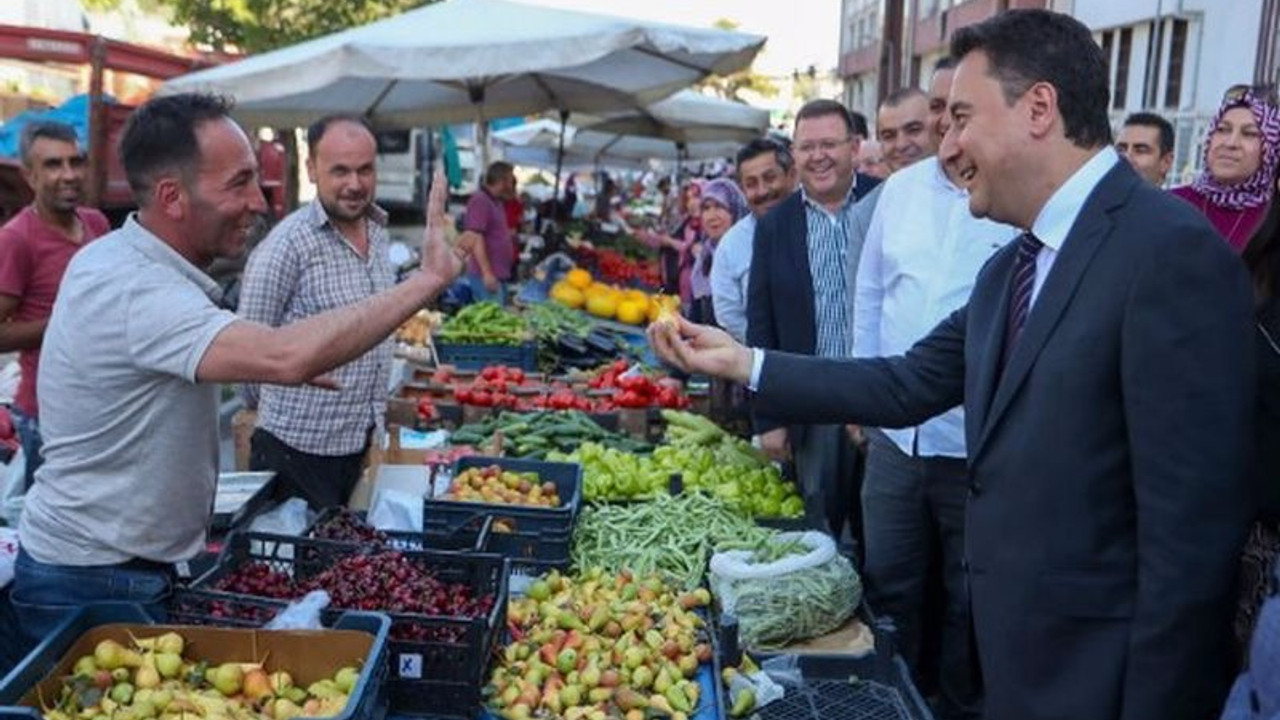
[854,58,1017,716]
[710,137,798,342]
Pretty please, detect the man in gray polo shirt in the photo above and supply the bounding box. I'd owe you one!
[11,93,472,644]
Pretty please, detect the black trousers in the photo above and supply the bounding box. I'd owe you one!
[249,429,367,510]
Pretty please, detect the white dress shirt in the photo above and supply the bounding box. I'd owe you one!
[854,157,1017,457]
[1026,146,1120,308]
[710,214,756,342]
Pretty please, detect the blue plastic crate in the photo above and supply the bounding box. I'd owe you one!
[0,604,390,720]
[434,341,537,372]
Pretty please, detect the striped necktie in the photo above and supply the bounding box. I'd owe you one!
[1003,231,1044,366]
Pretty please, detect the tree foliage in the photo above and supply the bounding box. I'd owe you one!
[697,18,779,102]
[150,0,439,54]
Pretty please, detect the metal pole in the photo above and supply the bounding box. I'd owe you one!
[553,109,569,211]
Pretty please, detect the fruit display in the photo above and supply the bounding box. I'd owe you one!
[449,411,651,460]
[584,361,690,410]
[40,632,359,720]
[485,568,713,720]
[571,493,778,590]
[548,267,677,326]
[438,302,529,346]
[208,552,496,642]
[396,309,445,348]
[442,465,563,508]
[571,247,662,289]
[309,508,389,545]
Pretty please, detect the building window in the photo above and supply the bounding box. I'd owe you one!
[1113,27,1133,110]
[1143,19,1164,107]
[1101,30,1115,81]
[1164,19,1188,108]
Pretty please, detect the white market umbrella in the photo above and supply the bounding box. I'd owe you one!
[161,0,765,166]
[494,91,767,188]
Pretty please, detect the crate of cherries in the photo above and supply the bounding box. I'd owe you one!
[171,531,508,719]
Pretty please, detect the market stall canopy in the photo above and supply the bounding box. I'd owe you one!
[493,90,767,170]
[159,0,766,129]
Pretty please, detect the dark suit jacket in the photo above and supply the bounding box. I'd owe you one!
[753,160,1256,720]
[746,174,880,434]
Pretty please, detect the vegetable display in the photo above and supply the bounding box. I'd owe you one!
[450,411,651,460]
[438,302,529,345]
[487,568,712,720]
[571,493,777,590]
[709,533,862,650]
[552,412,804,516]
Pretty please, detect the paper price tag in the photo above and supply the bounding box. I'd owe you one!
[398,653,424,679]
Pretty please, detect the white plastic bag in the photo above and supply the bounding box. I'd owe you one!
[248,497,312,536]
[0,448,24,526]
[710,532,862,649]
[265,590,330,630]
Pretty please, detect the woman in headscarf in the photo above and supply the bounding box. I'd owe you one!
[1172,85,1280,251]
[640,180,703,300]
[689,177,749,326]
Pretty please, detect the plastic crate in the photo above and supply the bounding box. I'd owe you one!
[739,654,933,720]
[717,607,933,720]
[170,532,509,719]
[433,340,537,372]
[0,604,390,720]
[426,456,582,536]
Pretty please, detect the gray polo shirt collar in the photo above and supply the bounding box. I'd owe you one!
[121,214,224,302]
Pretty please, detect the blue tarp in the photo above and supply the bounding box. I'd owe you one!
[0,94,114,159]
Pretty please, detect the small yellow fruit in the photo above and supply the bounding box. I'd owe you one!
[566,268,593,290]
[585,294,617,319]
[616,300,647,325]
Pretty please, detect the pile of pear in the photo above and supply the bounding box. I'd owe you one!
[486,569,713,720]
[40,632,360,720]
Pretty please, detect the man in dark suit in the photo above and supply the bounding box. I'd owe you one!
[651,10,1255,720]
[747,99,880,541]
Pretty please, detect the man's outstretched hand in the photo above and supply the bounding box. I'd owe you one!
[647,313,755,384]
[420,168,479,287]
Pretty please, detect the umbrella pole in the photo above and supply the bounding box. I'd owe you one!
[553,109,569,215]
[676,141,687,182]
[470,84,490,173]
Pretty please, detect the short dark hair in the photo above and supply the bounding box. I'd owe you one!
[306,114,374,154]
[19,120,79,168]
[849,111,870,139]
[484,161,514,187]
[1122,112,1175,155]
[736,137,795,174]
[119,93,235,205]
[795,99,856,138]
[881,87,928,109]
[934,56,957,73]
[950,9,1112,149]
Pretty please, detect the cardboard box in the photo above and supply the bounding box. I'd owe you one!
[231,409,258,472]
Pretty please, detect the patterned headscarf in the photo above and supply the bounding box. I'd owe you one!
[699,178,750,225]
[1191,89,1280,210]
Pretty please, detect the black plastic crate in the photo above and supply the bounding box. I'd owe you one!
[425,456,582,537]
[305,507,493,553]
[171,532,509,719]
[0,604,390,720]
[434,340,537,371]
[739,654,933,720]
[717,607,933,720]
